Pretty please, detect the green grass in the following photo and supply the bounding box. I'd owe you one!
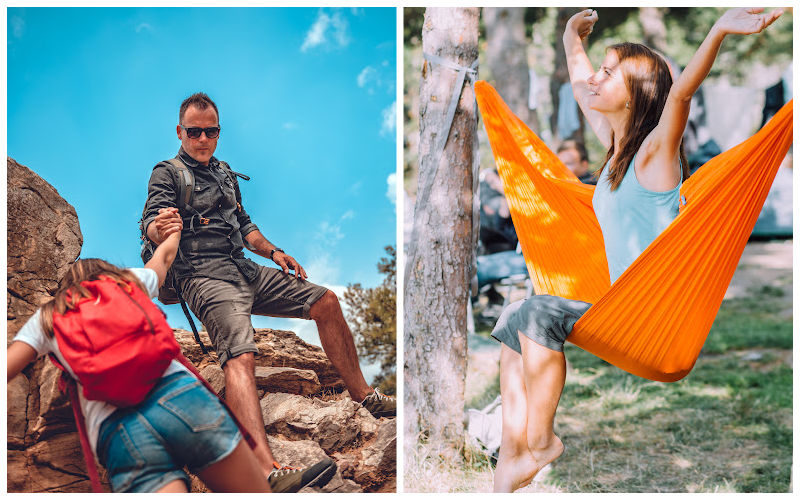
[451,284,793,493]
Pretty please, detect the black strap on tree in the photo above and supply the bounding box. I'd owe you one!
[172,273,209,355]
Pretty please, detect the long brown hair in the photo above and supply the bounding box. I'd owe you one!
[600,42,689,191]
[39,259,147,338]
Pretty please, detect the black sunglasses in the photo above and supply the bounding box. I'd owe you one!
[181,125,220,139]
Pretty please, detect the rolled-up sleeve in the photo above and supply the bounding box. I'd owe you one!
[142,165,177,238]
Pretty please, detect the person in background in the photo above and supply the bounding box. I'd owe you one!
[556,139,596,184]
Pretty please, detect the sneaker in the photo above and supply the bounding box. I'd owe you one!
[267,457,337,493]
[360,388,396,419]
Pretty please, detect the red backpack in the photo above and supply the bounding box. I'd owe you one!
[52,275,180,406]
[48,275,255,492]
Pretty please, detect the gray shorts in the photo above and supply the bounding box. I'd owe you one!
[178,265,329,366]
[491,295,592,353]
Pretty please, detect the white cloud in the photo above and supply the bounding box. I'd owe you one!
[348,180,363,196]
[301,12,330,51]
[135,22,153,33]
[10,16,25,38]
[316,221,345,247]
[304,253,346,291]
[357,66,376,88]
[381,101,397,136]
[330,11,350,47]
[357,62,394,95]
[314,210,356,249]
[386,173,396,205]
[301,10,350,52]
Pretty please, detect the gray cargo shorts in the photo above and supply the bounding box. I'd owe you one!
[491,295,592,353]
[178,265,329,366]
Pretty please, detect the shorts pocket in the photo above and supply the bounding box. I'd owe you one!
[157,380,225,432]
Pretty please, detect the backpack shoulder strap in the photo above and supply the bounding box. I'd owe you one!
[48,355,105,492]
[163,157,194,209]
[218,161,250,212]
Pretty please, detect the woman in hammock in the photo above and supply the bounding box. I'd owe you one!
[491,7,783,492]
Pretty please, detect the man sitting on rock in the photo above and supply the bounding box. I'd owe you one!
[141,92,395,493]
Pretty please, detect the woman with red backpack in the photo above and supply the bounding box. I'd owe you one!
[7,210,277,492]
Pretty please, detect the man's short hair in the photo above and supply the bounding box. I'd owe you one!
[179,93,219,124]
[557,139,589,163]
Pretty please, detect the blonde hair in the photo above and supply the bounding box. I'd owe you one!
[39,259,147,338]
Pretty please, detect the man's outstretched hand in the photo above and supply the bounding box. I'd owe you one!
[273,252,308,280]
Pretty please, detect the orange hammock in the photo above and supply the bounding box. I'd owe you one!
[475,80,793,382]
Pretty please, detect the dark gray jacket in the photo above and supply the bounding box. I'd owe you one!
[143,148,260,283]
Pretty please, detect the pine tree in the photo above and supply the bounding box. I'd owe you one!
[343,245,396,395]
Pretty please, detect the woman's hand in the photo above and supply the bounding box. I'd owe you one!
[713,7,783,37]
[566,9,599,40]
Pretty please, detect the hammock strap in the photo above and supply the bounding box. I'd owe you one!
[422,52,478,174]
[406,53,478,285]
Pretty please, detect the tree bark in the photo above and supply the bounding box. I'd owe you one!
[404,7,479,460]
[483,7,539,134]
[550,7,585,145]
[639,7,668,54]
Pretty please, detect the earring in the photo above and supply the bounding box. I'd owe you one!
[625,101,630,109]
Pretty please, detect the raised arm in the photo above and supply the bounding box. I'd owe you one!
[563,9,612,148]
[646,8,784,161]
[145,228,181,288]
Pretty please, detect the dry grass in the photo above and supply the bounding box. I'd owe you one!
[404,439,564,493]
[406,274,793,493]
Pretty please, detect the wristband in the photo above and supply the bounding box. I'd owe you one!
[270,248,284,261]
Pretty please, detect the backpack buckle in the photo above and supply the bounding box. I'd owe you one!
[199,217,210,225]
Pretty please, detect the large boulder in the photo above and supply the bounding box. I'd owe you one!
[7,157,90,490]
[7,157,82,341]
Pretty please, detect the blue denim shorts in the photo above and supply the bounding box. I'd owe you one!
[96,370,242,492]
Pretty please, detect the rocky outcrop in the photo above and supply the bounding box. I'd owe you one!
[7,157,83,341]
[6,157,396,493]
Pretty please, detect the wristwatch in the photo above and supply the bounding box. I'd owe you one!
[270,248,284,261]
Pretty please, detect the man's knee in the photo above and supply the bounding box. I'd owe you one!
[309,289,341,320]
[223,351,256,380]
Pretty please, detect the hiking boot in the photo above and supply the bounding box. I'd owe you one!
[267,457,337,493]
[360,388,396,419]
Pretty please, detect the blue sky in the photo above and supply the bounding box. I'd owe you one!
[7,7,396,377]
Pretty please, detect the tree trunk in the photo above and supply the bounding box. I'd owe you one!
[639,7,668,54]
[550,7,585,145]
[484,7,539,134]
[404,7,479,460]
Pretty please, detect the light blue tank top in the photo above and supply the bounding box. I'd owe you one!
[592,154,682,284]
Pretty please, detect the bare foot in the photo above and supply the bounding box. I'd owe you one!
[528,434,564,484]
[493,436,564,492]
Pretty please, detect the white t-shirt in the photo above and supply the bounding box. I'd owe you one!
[13,267,190,457]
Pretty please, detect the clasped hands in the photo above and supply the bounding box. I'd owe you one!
[153,207,183,243]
